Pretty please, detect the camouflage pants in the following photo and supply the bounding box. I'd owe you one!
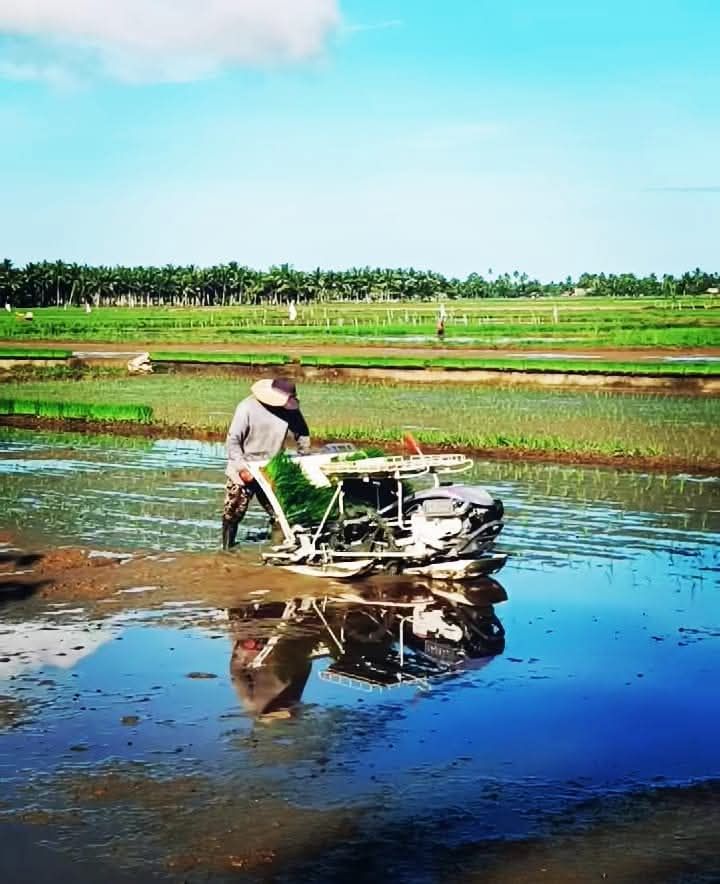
[223,478,275,527]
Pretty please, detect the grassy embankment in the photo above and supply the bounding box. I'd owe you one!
[151,351,720,376]
[1,345,719,377]
[0,296,718,349]
[1,369,718,467]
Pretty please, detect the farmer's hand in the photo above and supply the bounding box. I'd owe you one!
[239,468,254,485]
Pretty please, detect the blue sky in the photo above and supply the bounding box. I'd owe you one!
[1,0,719,280]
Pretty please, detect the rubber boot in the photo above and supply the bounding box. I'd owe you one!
[222,519,238,550]
[267,519,284,545]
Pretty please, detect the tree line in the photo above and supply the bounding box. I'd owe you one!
[0,259,717,308]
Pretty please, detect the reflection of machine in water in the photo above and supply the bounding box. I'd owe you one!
[228,579,507,720]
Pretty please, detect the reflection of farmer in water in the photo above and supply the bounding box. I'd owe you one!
[229,603,315,721]
[227,583,507,719]
[223,378,311,550]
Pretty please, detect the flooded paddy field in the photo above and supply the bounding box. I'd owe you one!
[0,428,719,882]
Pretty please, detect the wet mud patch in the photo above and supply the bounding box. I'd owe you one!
[0,544,48,605]
[21,766,712,883]
[0,535,332,612]
[9,762,361,880]
[460,780,720,884]
[61,766,207,809]
[0,694,32,729]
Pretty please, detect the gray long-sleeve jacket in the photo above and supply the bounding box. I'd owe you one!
[225,396,311,483]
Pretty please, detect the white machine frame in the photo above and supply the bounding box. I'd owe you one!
[249,452,506,579]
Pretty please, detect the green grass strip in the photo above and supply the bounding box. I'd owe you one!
[151,351,289,365]
[141,350,720,375]
[299,354,720,376]
[301,354,429,369]
[0,398,153,423]
[0,346,73,359]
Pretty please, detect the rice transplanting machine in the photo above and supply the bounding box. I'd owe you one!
[248,446,507,580]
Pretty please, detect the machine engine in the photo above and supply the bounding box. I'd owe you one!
[397,485,504,558]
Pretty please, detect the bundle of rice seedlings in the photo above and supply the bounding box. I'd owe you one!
[263,447,391,525]
[263,450,335,525]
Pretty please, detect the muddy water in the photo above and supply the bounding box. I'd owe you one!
[0,428,719,883]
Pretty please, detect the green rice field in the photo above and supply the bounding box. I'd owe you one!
[1,296,718,349]
[150,350,720,376]
[0,398,153,423]
[0,346,73,359]
[1,372,717,465]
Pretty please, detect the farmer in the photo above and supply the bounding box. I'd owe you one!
[222,377,310,549]
[436,302,447,340]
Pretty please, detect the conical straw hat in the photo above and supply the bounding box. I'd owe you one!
[251,378,293,407]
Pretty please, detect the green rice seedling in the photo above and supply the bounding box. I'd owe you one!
[0,347,72,359]
[0,398,39,416]
[342,446,386,460]
[263,450,336,524]
[0,398,153,423]
[300,354,720,376]
[264,447,399,525]
[151,351,290,365]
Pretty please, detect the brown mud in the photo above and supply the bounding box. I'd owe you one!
[0,529,327,609]
[2,414,718,476]
[9,763,361,880]
[5,756,719,883]
[467,781,720,884]
[0,695,30,728]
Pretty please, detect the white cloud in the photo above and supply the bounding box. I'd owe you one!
[0,58,75,87]
[0,0,341,82]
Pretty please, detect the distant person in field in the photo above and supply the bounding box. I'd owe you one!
[223,378,311,550]
[436,303,446,340]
